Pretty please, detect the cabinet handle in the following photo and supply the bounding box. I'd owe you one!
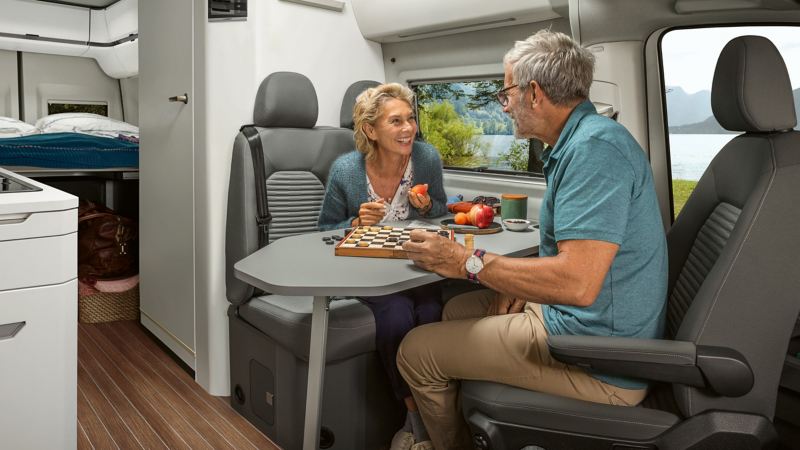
[0,321,25,341]
[0,213,30,225]
[169,94,189,104]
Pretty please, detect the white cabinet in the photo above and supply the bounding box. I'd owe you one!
[0,168,78,450]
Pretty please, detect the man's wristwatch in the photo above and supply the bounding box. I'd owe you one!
[465,249,486,283]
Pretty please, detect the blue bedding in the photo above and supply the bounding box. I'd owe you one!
[0,132,138,169]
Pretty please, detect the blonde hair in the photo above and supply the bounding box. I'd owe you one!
[352,83,415,160]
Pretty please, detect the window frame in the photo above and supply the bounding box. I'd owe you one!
[656,22,799,222]
[408,76,545,179]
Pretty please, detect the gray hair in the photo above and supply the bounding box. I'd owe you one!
[503,30,594,106]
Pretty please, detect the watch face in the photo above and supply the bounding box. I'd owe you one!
[466,255,484,274]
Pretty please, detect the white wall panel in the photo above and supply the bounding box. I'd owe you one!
[0,0,89,42]
[351,0,559,43]
[254,0,385,126]
[0,50,18,119]
[21,52,122,122]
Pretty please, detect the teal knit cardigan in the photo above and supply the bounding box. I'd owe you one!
[318,141,448,231]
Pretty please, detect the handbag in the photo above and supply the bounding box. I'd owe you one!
[77,200,138,280]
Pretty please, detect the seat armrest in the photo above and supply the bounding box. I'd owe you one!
[548,335,753,397]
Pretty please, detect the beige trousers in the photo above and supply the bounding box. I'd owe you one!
[396,289,647,450]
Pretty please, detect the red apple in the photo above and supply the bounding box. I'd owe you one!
[467,204,495,228]
[410,184,428,196]
[473,204,495,229]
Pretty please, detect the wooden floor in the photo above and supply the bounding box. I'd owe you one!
[77,320,280,450]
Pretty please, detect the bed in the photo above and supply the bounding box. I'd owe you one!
[0,114,139,211]
[0,113,139,178]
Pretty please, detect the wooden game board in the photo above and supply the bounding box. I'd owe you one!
[335,226,454,259]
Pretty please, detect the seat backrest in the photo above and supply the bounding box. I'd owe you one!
[665,36,800,419]
[339,80,380,130]
[226,72,354,304]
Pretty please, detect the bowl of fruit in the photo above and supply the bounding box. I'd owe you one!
[442,204,501,233]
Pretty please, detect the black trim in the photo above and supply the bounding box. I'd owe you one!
[16,52,24,120]
[240,126,272,249]
[0,31,137,48]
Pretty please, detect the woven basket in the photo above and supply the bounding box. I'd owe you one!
[78,285,140,323]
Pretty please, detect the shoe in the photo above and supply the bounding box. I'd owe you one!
[410,440,434,450]
[390,430,415,450]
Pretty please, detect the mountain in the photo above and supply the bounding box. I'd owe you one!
[669,116,737,134]
[668,87,800,134]
[665,86,712,126]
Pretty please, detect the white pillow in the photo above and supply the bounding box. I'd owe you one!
[0,116,38,138]
[35,113,139,139]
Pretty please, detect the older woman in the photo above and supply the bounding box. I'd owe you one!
[318,83,445,450]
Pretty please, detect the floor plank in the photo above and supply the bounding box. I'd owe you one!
[94,322,242,450]
[76,385,117,450]
[78,320,279,450]
[116,320,279,449]
[78,335,170,449]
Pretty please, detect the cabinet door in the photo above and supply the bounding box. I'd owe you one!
[0,281,77,450]
[139,0,196,367]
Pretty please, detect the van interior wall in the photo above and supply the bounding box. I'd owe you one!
[381,18,570,220]
[0,50,18,118]
[120,76,139,126]
[20,52,123,123]
[194,0,385,395]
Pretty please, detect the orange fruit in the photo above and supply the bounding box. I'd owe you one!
[454,212,468,225]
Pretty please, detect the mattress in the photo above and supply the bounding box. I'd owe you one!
[0,132,138,169]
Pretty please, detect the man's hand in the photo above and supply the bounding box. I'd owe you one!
[402,229,469,279]
[487,293,526,315]
[357,199,386,226]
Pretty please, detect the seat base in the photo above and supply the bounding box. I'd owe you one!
[462,381,778,450]
[229,306,402,450]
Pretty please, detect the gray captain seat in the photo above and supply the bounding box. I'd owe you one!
[225,72,400,450]
[339,80,380,129]
[461,35,800,449]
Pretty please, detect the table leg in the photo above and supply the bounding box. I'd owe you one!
[303,295,330,450]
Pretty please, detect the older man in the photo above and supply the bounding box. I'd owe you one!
[398,30,668,449]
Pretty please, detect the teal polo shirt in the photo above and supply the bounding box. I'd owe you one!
[539,100,668,390]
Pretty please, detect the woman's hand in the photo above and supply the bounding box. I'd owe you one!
[354,199,386,226]
[408,184,432,213]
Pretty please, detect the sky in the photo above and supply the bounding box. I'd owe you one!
[661,26,800,94]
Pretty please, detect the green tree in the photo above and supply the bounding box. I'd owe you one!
[466,80,504,110]
[498,139,530,171]
[415,84,464,112]
[420,101,488,167]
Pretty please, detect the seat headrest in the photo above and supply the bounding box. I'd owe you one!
[340,80,381,129]
[711,36,797,133]
[253,72,318,128]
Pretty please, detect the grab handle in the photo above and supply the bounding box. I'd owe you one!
[0,321,25,341]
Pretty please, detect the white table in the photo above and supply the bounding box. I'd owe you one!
[234,221,539,449]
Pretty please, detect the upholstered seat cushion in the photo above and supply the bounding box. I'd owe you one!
[461,381,680,441]
[238,295,376,362]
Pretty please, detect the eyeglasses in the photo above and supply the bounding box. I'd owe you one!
[495,84,519,107]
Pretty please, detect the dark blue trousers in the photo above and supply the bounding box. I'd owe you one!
[360,283,443,401]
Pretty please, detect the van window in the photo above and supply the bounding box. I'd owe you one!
[412,80,543,176]
[47,102,109,116]
[661,26,799,218]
